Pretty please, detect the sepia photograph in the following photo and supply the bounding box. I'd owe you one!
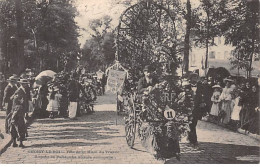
[0,0,259,164]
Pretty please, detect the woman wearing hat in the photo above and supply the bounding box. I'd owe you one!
[210,85,222,122]
[219,78,234,125]
[3,76,18,133]
[9,79,30,147]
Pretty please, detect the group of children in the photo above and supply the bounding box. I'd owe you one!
[209,78,259,133]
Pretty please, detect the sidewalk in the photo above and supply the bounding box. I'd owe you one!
[0,110,12,155]
[201,117,260,141]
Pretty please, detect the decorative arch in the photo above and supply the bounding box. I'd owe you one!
[116,0,179,79]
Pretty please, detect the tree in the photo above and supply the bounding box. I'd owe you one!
[82,15,115,71]
[221,0,259,78]
[0,0,80,74]
[14,0,25,74]
[193,0,224,69]
[0,0,23,74]
[183,0,191,73]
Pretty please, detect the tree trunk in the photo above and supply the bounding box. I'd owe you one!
[205,14,210,70]
[248,1,257,78]
[14,0,25,74]
[183,0,191,73]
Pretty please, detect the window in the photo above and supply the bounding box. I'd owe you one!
[224,51,229,59]
[209,51,215,59]
[192,54,196,64]
[218,37,221,45]
[217,52,221,59]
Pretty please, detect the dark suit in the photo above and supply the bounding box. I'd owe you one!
[188,82,211,145]
[3,84,17,133]
[137,76,158,94]
[3,84,17,113]
[9,87,28,141]
[0,80,7,109]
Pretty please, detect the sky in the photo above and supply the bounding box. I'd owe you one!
[75,0,133,48]
[74,0,201,48]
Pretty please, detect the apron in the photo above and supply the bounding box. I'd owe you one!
[68,102,78,118]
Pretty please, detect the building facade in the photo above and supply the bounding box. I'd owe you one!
[189,36,259,77]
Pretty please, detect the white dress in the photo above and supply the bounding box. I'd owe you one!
[220,87,233,124]
[46,93,61,112]
[231,97,241,121]
[210,91,221,116]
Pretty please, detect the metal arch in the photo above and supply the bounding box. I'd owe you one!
[117,1,177,45]
[116,0,178,79]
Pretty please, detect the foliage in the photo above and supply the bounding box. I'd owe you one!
[220,0,259,77]
[192,0,226,69]
[81,15,115,72]
[0,0,80,75]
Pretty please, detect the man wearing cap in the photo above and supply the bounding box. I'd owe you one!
[188,76,211,148]
[3,76,18,133]
[9,79,30,147]
[138,65,159,94]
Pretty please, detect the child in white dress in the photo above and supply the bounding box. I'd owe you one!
[46,86,62,118]
[210,85,222,122]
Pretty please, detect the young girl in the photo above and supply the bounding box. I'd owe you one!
[210,85,222,123]
[46,86,61,118]
[230,89,242,130]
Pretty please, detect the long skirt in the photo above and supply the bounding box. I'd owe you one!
[231,105,241,121]
[221,100,232,124]
[210,103,220,116]
[68,102,78,118]
[247,111,259,135]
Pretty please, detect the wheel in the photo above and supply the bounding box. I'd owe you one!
[125,95,136,148]
[125,115,136,148]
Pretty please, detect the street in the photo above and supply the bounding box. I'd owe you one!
[0,93,259,164]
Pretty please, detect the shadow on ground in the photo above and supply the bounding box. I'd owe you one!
[165,142,260,164]
[26,111,125,148]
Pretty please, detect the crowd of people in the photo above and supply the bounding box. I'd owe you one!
[187,73,259,147]
[0,65,259,149]
[0,67,106,148]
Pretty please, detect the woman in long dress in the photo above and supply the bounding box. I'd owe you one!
[220,79,233,125]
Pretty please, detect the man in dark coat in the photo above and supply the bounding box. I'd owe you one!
[138,65,159,94]
[0,73,6,110]
[188,77,211,148]
[3,76,18,133]
[9,79,30,147]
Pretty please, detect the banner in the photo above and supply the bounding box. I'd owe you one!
[106,69,126,94]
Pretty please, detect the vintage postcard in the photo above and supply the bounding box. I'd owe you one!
[0,0,259,164]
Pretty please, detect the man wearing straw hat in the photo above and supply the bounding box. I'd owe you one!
[9,78,30,147]
[3,76,18,133]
